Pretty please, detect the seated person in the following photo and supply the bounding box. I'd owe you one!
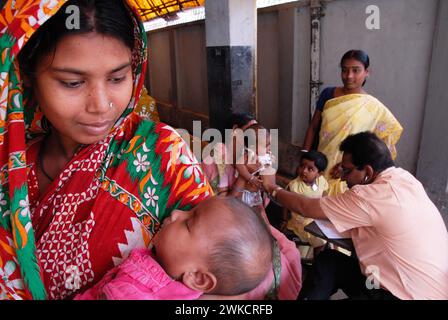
[74,196,274,299]
[264,131,448,300]
[282,151,329,261]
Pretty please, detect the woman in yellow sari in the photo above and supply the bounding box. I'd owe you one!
[303,50,403,195]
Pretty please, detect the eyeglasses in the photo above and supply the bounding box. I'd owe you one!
[341,166,356,176]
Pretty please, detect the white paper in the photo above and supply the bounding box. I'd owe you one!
[314,219,351,239]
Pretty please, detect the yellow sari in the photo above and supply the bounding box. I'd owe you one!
[318,94,403,195]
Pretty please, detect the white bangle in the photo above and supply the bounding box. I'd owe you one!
[271,186,283,200]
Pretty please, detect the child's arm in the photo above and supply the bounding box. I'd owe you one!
[229,175,246,197]
[235,163,253,181]
[235,163,262,189]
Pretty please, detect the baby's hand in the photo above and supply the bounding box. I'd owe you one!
[246,162,261,174]
[249,175,263,189]
[330,162,342,179]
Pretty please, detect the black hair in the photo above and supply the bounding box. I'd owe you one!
[18,0,134,78]
[242,123,270,150]
[301,150,328,172]
[218,112,256,140]
[208,197,274,295]
[226,112,256,129]
[340,49,370,86]
[339,131,394,173]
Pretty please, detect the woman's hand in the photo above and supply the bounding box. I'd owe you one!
[330,162,342,179]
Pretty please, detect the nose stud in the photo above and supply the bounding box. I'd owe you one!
[109,102,114,108]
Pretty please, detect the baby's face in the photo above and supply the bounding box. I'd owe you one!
[152,197,231,280]
[298,158,320,185]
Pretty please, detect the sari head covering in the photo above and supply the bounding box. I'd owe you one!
[0,0,211,299]
[318,93,403,195]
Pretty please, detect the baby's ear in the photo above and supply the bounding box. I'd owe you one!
[182,270,217,293]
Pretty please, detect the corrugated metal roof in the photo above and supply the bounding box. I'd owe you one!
[129,0,205,22]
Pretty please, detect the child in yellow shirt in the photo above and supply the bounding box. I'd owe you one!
[282,150,329,261]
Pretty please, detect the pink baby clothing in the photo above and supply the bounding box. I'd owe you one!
[74,248,202,300]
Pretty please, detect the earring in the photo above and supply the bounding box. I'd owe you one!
[109,102,114,108]
[364,176,369,182]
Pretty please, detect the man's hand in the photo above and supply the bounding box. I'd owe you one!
[259,161,277,176]
[261,174,277,194]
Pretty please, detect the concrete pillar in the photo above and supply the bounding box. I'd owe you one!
[416,0,448,224]
[205,0,257,133]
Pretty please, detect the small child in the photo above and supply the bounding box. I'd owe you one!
[231,124,274,213]
[75,196,274,300]
[282,150,329,261]
[202,112,257,195]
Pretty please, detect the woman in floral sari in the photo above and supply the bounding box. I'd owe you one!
[303,50,403,195]
[0,0,212,299]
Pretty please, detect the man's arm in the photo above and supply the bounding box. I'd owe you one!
[276,188,326,219]
[264,181,327,220]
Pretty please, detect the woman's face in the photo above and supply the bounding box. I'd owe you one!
[33,32,133,145]
[340,58,369,91]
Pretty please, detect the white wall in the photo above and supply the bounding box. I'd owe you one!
[319,0,438,172]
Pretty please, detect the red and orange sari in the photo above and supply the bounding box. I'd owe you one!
[0,0,211,299]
